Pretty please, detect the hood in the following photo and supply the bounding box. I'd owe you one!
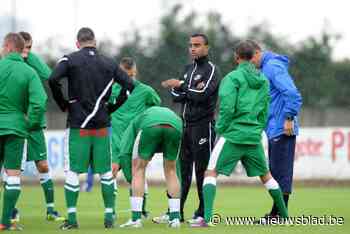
[261,51,290,68]
[239,62,266,89]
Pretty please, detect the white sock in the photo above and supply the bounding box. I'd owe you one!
[264,178,279,190]
[130,196,143,212]
[39,172,51,184]
[168,198,180,213]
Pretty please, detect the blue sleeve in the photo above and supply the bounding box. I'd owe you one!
[268,63,302,117]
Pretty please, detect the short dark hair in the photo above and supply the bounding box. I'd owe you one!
[246,39,261,51]
[191,33,209,45]
[4,33,25,53]
[234,41,255,60]
[77,27,95,43]
[18,31,32,42]
[120,57,136,70]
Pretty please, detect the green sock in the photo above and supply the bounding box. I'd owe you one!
[113,181,117,217]
[64,183,80,224]
[203,182,216,223]
[132,211,142,221]
[41,179,54,213]
[101,178,114,222]
[2,182,21,226]
[142,193,148,214]
[268,188,288,218]
[169,211,180,221]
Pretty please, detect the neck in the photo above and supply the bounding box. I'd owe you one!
[194,55,208,64]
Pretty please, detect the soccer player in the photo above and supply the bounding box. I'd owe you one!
[119,106,182,228]
[9,31,64,222]
[0,33,47,231]
[249,40,302,219]
[109,57,161,217]
[192,41,288,227]
[48,27,134,230]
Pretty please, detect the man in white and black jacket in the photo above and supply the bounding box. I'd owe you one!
[161,33,221,224]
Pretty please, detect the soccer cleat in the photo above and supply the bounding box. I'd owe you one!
[152,214,169,224]
[168,218,181,228]
[190,219,214,228]
[47,211,65,222]
[104,220,114,229]
[59,220,79,230]
[187,216,204,225]
[10,208,20,224]
[0,223,23,231]
[119,219,143,228]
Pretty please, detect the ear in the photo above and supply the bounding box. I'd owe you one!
[76,41,80,49]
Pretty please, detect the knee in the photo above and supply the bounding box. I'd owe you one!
[204,170,217,178]
[36,160,49,173]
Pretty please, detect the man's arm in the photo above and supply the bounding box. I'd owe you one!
[25,52,52,81]
[269,64,302,118]
[27,72,48,130]
[48,56,69,112]
[215,75,238,135]
[166,64,221,104]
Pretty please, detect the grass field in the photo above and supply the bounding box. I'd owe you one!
[9,184,350,233]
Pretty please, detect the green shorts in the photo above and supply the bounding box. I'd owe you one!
[25,129,47,162]
[207,137,268,177]
[0,135,25,170]
[64,128,112,174]
[136,125,181,161]
[120,154,132,184]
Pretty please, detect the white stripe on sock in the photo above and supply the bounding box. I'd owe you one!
[264,178,279,190]
[67,207,77,213]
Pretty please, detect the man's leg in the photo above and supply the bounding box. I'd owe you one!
[268,136,296,216]
[179,128,193,220]
[64,170,80,226]
[260,173,288,218]
[0,135,24,231]
[60,128,90,229]
[192,122,215,220]
[92,128,115,228]
[130,158,148,222]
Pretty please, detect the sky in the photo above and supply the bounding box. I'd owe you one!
[0,0,348,60]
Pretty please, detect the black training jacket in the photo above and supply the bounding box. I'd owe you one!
[171,56,221,126]
[49,47,134,129]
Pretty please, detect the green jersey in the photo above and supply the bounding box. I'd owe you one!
[216,62,270,145]
[24,52,51,128]
[119,106,183,159]
[110,80,161,158]
[0,52,47,137]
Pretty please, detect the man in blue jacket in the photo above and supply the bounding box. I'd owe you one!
[250,40,302,220]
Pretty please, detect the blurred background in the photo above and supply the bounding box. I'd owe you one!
[1,0,349,182]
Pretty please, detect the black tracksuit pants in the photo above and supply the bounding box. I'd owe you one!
[179,120,216,218]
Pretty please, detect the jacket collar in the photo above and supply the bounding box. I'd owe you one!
[194,55,209,65]
[4,52,24,62]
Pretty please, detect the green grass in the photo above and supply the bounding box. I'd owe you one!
[9,184,350,233]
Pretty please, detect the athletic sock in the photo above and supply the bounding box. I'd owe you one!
[100,172,114,222]
[203,176,217,223]
[2,176,21,227]
[264,178,288,218]
[39,173,55,213]
[64,171,80,224]
[168,198,180,221]
[130,197,143,221]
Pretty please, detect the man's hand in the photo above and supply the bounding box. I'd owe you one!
[284,120,294,136]
[161,79,182,88]
[112,163,120,179]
